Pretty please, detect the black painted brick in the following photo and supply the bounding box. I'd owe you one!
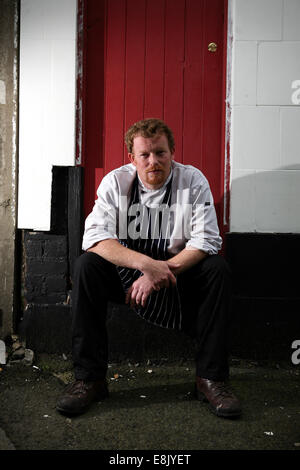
[25,239,43,259]
[43,293,67,303]
[230,296,300,360]
[25,259,68,276]
[44,238,67,259]
[45,274,67,293]
[20,304,72,353]
[24,274,46,302]
[26,294,67,304]
[225,233,300,298]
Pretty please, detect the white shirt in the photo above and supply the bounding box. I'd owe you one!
[82,161,222,255]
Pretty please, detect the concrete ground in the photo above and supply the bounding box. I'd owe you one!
[0,353,299,455]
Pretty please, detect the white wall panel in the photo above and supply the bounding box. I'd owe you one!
[233,0,282,40]
[255,171,300,232]
[257,42,300,105]
[283,0,300,40]
[230,0,300,233]
[230,169,256,231]
[232,41,257,105]
[232,107,280,170]
[21,0,76,40]
[280,107,300,169]
[18,0,77,231]
[231,170,300,233]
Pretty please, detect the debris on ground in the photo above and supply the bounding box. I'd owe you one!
[4,335,35,366]
[52,371,74,385]
[23,349,34,366]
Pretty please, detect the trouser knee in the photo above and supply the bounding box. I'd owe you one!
[199,255,232,289]
[74,251,97,272]
[73,251,107,282]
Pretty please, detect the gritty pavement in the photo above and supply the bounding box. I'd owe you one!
[0,353,299,458]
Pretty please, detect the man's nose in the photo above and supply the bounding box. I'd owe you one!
[148,153,159,165]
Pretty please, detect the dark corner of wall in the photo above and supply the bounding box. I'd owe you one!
[18,166,84,354]
[225,232,300,362]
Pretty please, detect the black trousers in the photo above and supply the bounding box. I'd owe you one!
[71,252,232,382]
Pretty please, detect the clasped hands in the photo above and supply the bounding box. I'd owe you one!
[125,259,180,309]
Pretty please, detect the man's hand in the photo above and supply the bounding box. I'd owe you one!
[125,274,156,308]
[141,259,180,289]
[126,259,180,308]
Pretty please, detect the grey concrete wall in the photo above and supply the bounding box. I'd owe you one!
[0,0,19,339]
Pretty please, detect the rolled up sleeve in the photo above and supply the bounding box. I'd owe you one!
[82,174,119,251]
[185,176,222,255]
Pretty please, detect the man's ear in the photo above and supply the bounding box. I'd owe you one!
[129,153,136,166]
[171,148,175,160]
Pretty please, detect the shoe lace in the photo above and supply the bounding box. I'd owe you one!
[65,380,89,395]
[212,382,235,399]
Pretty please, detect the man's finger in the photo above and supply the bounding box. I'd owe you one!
[168,271,177,286]
[125,286,133,304]
[135,291,142,305]
[141,293,148,307]
[129,286,138,308]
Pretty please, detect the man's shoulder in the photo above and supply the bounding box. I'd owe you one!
[99,164,136,188]
[105,163,136,179]
[172,161,208,184]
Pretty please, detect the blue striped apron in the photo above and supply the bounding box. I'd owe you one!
[116,174,182,330]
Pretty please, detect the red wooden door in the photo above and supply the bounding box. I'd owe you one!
[80,0,228,234]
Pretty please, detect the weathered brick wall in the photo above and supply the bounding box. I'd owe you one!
[24,232,69,305]
[19,166,83,352]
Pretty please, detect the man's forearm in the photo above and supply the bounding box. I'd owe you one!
[87,239,150,272]
[88,240,207,275]
[168,248,207,275]
[87,239,178,288]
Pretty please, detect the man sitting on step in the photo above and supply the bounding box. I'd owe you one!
[56,118,241,419]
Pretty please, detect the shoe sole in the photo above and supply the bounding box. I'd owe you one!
[195,389,242,419]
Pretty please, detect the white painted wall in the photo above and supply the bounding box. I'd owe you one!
[18,0,77,231]
[230,0,300,232]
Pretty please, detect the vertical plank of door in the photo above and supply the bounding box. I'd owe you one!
[84,0,105,214]
[124,0,147,162]
[164,0,185,163]
[144,0,165,120]
[104,0,126,174]
[183,0,205,170]
[201,0,224,204]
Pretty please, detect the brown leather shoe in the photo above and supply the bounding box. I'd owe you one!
[196,377,241,418]
[56,379,109,416]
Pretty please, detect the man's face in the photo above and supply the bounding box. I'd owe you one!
[129,134,174,190]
